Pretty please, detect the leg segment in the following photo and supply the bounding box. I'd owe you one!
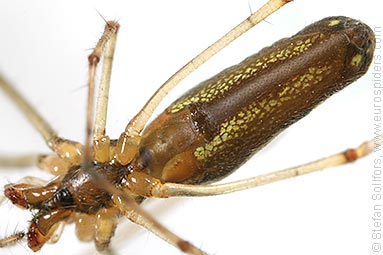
[93,20,119,163]
[0,153,72,176]
[93,23,118,141]
[87,169,206,254]
[83,21,119,166]
[0,75,57,145]
[0,75,84,165]
[37,154,72,176]
[0,154,39,168]
[94,207,119,251]
[125,138,377,198]
[47,221,66,244]
[88,166,207,254]
[113,195,207,255]
[0,232,25,248]
[75,213,96,242]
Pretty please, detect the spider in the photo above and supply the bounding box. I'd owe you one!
[0,0,380,255]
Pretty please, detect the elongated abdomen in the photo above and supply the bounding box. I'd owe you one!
[139,16,375,184]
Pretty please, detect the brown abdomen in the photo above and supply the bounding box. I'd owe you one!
[140,16,375,184]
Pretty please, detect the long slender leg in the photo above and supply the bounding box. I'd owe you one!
[0,232,25,248]
[93,20,119,163]
[125,138,378,198]
[83,21,119,167]
[0,154,39,168]
[0,75,84,165]
[79,19,206,255]
[0,75,57,145]
[115,0,292,165]
[89,170,206,254]
[113,195,207,255]
[0,154,71,176]
[80,21,122,252]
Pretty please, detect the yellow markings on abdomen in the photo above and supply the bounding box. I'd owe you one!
[351,54,363,67]
[194,65,332,161]
[328,19,341,27]
[168,33,324,114]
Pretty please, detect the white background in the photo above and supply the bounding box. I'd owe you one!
[0,0,380,255]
